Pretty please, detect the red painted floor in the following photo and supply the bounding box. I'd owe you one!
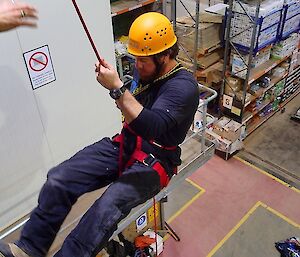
[161,155,300,257]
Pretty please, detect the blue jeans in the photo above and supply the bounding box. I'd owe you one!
[16,137,161,257]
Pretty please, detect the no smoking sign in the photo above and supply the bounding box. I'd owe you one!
[24,45,56,90]
[29,52,48,72]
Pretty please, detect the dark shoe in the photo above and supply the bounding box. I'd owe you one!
[0,241,14,257]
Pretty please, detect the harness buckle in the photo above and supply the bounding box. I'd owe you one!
[142,153,156,167]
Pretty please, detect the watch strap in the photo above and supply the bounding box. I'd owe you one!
[109,85,127,100]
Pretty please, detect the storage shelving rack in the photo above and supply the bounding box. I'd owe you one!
[221,0,261,124]
[220,0,300,136]
[171,0,201,75]
[111,0,165,17]
[279,0,300,39]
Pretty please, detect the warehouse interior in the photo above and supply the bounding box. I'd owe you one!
[0,0,299,256]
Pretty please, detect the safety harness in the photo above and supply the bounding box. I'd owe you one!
[113,123,176,188]
[113,64,186,188]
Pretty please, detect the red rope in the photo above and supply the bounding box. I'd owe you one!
[71,0,101,61]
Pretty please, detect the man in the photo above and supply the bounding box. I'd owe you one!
[0,12,199,257]
[0,0,38,32]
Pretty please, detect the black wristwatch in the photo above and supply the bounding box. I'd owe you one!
[109,85,127,100]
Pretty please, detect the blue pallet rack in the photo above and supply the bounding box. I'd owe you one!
[278,1,300,40]
[224,7,284,54]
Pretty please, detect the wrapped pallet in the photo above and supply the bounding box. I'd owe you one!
[196,61,223,87]
[230,0,284,52]
[176,15,221,56]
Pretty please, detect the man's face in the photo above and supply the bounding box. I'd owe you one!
[135,56,158,83]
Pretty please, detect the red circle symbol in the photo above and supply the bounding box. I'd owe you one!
[29,52,48,72]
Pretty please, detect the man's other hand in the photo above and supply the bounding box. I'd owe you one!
[0,1,38,32]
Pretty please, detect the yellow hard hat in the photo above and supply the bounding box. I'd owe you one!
[128,12,177,56]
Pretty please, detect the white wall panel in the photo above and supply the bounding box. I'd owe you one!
[0,0,120,229]
[0,30,52,228]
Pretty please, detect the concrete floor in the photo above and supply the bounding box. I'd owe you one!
[212,205,300,257]
[238,93,300,189]
[162,155,300,257]
[163,179,201,222]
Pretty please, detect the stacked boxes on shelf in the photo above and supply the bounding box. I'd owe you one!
[176,14,224,87]
[221,0,299,142]
[229,0,284,52]
[231,46,271,79]
[272,33,300,59]
[176,14,222,56]
[224,76,252,103]
[230,32,299,80]
[258,79,285,116]
[281,80,300,102]
[288,38,300,72]
[271,80,284,111]
[279,0,300,39]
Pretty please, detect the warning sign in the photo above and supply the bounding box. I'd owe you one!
[23,45,56,90]
[29,52,48,72]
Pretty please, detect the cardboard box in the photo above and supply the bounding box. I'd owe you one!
[233,0,284,17]
[213,117,243,142]
[178,48,223,69]
[231,22,278,49]
[196,61,223,86]
[206,129,243,160]
[272,33,299,59]
[281,14,300,38]
[199,12,223,23]
[231,47,271,78]
[176,16,221,54]
[197,49,223,69]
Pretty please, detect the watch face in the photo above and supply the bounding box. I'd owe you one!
[109,90,119,99]
[110,86,126,100]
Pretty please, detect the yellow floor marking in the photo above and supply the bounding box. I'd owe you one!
[234,156,300,194]
[207,201,261,257]
[262,202,300,229]
[207,201,300,257]
[163,178,205,241]
[167,178,205,224]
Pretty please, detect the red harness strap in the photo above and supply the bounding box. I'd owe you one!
[130,136,170,188]
[113,124,177,188]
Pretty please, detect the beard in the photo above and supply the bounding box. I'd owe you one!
[138,66,162,85]
[139,74,157,85]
